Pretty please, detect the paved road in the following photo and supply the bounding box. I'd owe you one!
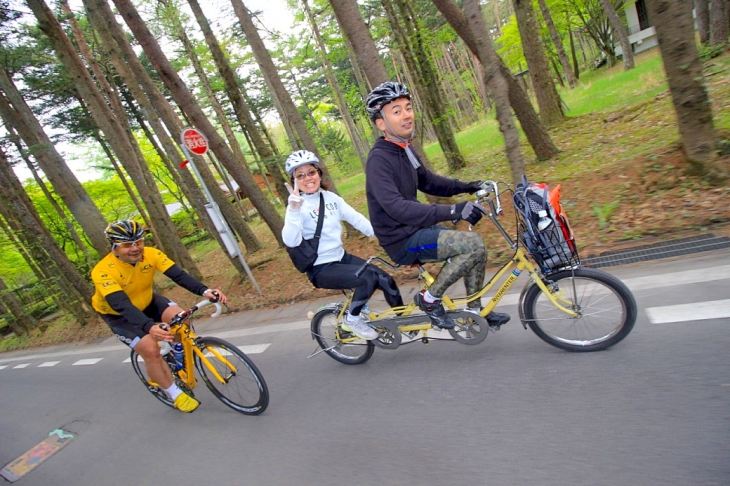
[1,250,729,485]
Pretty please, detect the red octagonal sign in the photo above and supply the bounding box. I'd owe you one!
[181,127,209,155]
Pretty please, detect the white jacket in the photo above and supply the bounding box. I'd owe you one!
[282,189,373,266]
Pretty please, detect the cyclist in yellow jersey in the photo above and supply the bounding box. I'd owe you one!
[91,220,227,413]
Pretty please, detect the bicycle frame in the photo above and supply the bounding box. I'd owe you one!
[340,182,579,336]
[153,300,236,389]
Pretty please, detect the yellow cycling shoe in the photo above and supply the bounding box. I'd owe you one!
[174,393,200,413]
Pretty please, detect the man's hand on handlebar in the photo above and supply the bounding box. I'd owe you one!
[203,288,227,304]
[151,323,174,343]
[451,201,488,226]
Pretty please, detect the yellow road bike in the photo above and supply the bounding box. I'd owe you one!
[131,298,269,415]
[309,178,637,365]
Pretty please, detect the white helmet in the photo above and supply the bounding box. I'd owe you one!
[285,150,319,175]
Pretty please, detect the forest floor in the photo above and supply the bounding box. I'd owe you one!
[4,52,730,351]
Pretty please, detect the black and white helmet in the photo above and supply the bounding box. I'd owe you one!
[285,150,319,175]
[105,220,145,244]
[366,81,410,120]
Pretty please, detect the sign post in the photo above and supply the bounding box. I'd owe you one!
[180,128,261,295]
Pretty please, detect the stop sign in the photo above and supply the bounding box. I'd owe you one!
[181,128,209,155]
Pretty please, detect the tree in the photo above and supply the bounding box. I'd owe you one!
[431,0,559,161]
[228,0,339,193]
[645,0,727,182]
[301,0,369,167]
[110,0,286,245]
[180,0,288,200]
[383,0,467,172]
[536,0,578,88]
[597,0,635,69]
[26,0,201,277]
[512,0,565,127]
[695,0,710,44]
[709,0,729,48]
[0,146,92,323]
[0,65,109,256]
[89,0,264,258]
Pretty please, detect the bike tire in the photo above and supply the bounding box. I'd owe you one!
[311,308,374,365]
[523,267,637,352]
[130,350,193,408]
[194,337,269,415]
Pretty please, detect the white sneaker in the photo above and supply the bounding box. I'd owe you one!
[341,313,378,340]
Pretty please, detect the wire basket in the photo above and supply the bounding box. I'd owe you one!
[517,219,580,275]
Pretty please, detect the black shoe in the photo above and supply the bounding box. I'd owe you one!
[414,291,455,329]
[486,311,510,328]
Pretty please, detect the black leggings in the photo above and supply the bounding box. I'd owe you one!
[309,253,403,315]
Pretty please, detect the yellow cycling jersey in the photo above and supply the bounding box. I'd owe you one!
[91,247,175,315]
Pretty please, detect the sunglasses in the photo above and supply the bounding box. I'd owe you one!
[115,239,144,249]
[295,169,319,181]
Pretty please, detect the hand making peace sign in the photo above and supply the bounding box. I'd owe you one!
[284,178,303,210]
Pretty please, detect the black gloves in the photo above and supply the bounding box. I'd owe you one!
[464,181,483,194]
[451,201,487,225]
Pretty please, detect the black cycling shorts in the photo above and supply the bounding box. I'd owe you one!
[100,294,177,349]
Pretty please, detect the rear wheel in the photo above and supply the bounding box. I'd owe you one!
[195,337,269,415]
[522,267,637,352]
[130,350,193,408]
[311,308,374,365]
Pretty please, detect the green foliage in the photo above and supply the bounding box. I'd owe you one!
[592,201,620,229]
[699,43,727,62]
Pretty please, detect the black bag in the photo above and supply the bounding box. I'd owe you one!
[286,193,325,273]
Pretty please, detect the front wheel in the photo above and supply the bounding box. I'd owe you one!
[522,267,637,352]
[130,350,193,408]
[311,308,374,365]
[194,337,269,415]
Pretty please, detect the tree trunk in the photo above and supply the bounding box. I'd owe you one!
[302,0,369,168]
[0,148,92,323]
[109,0,286,246]
[462,0,526,183]
[597,0,635,69]
[28,0,202,277]
[513,0,565,127]
[182,0,287,200]
[709,0,729,48]
[646,0,726,183]
[0,275,36,335]
[330,0,390,84]
[431,0,559,160]
[3,124,93,269]
[0,66,109,256]
[91,0,263,260]
[386,0,467,172]
[228,0,339,194]
[695,0,710,44]
[536,0,578,88]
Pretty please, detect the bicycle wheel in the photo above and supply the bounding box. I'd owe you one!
[194,337,269,415]
[130,350,194,408]
[447,312,489,345]
[311,308,374,365]
[522,267,637,352]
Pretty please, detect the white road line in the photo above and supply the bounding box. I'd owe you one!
[646,299,730,324]
[38,361,61,367]
[0,365,7,370]
[124,343,272,363]
[13,363,30,369]
[73,358,103,366]
[621,265,730,292]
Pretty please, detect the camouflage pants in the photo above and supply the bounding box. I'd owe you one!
[428,230,486,308]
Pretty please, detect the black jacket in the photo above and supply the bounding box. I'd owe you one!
[365,137,471,258]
